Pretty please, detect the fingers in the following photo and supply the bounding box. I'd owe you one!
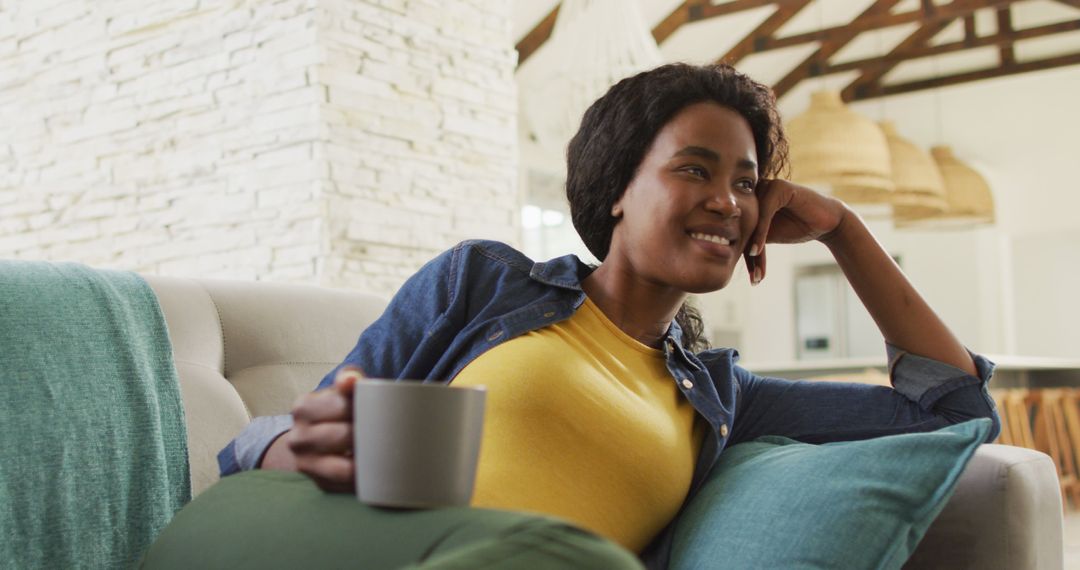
[289,421,353,455]
[296,452,355,493]
[292,365,362,424]
[333,366,363,395]
[286,365,364,494]
[750,179,782,256]
[744,247,766,286]
[292,388,351,423]
[746,179,784,285]
[288,398,356,493]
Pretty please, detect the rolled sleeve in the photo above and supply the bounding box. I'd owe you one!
[217,414,294,476]
[887,343,996,409]
[885,344,999,442]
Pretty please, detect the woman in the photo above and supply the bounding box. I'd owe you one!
[168,64,998,569]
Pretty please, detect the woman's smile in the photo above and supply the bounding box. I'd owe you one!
[686,224,742,259]
[602,101,760,294]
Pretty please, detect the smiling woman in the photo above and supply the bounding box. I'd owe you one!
[146,63,1001,570]
[566,63,788,352]
[584,103,762,327]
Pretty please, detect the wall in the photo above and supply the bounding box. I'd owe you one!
[317,0,519,293]
[0,0,324,281]
[1011,230,1080,358]
[0,0,518,294]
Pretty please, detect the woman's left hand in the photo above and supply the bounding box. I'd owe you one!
[744,179,848,284]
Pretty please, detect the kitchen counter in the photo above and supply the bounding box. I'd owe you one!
[739,354,1080,388]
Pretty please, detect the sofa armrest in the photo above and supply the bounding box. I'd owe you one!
[904,444,1064,570]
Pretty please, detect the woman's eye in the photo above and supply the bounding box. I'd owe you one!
[683,166,708,179]
[736,180,756,193]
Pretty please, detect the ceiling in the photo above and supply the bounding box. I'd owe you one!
[512,0,1080,102]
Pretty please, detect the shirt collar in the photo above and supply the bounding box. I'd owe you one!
[528,253,594,291]
[665,318,685,347]
[529,252,686,348]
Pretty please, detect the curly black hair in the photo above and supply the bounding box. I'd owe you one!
[565,63,789,352]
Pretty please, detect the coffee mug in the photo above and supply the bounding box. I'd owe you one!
[353,380,486,508]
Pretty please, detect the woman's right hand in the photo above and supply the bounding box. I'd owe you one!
[261,367,362,493]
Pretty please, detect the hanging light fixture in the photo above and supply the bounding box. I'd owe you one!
[786,90,895,213]
[521,0,662,155]
[896,145,995,229]
[880,121,948,222]
[894,50,995,230]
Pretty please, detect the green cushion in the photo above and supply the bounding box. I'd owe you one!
[670,419,992,570]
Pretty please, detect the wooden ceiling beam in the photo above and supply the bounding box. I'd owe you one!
[519,0,801,65]
[757,0,1016,54]
[997,6,1016,65]
[841,20,953,100]
[517,0,1078,101]
[719,0,814,65]
[652,0,696,45]
[848,50,1080,99]
[515,5,559,65]
[655,0,804,43]
[824,18,1080,74]
[963,14,978,41]
[771,0,903,98]
[838,0,1000,101]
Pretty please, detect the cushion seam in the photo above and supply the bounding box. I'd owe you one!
[232,360,345,369]
[201,283,252,420]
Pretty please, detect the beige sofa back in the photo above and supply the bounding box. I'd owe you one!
[144,275,386,495]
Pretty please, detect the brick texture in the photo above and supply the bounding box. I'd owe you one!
[0,0,518,295]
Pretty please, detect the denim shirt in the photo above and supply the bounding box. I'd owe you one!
[218,239,1000,569]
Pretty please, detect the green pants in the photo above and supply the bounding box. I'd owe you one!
[141,471,644,570]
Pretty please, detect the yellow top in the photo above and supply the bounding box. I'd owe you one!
[451,297,704,552]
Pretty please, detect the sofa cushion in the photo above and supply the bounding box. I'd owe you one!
[669,419,992,569]
[903,443,1064,569]
[146,275,386,495]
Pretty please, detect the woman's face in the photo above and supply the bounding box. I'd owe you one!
[607,102,760,294]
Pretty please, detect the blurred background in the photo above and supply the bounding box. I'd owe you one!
[1,0,1078,370]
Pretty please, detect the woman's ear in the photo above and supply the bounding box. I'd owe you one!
[611,203,623,218]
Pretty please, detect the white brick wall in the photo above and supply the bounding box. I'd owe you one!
[316,0,519,293]
[0,0,518,295]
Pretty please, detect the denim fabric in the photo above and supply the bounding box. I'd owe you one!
[217,239,1000,569]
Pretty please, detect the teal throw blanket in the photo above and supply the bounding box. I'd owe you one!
[0,261,190,568]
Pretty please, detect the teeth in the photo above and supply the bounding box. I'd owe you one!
[690,232,730,245]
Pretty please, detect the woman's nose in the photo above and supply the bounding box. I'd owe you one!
[704,189,740,218]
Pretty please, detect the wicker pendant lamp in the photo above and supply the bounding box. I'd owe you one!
[896,146,995,229]
[786,90,895,208]
[880,121,948,223]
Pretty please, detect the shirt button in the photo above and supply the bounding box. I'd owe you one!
[681,379,693,389]
[720,424,729,438]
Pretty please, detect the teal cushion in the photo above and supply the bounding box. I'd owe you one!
[670,419,992,570]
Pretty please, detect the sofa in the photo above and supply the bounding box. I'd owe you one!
[143,274,1066,569]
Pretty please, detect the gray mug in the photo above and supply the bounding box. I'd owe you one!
[353,380,486,508]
